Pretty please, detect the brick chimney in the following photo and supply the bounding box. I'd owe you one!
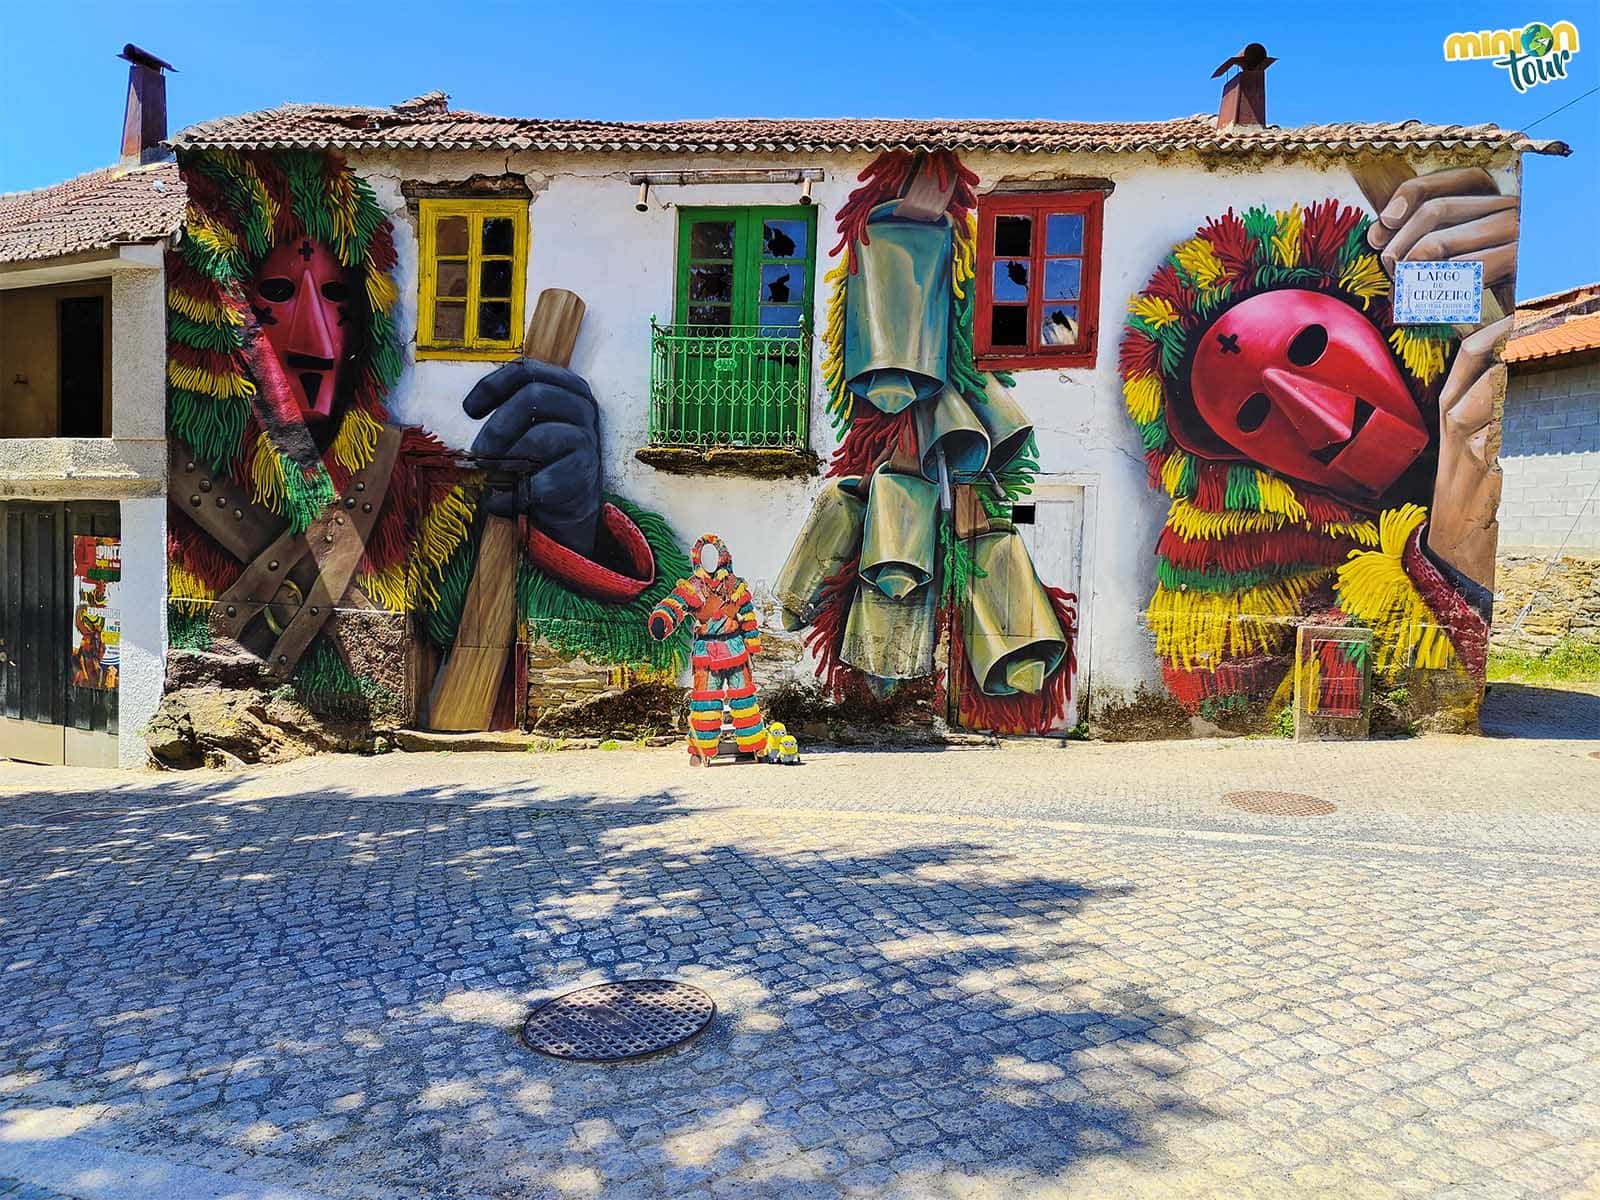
[119,43,176,166]
[1212,42,1275,129]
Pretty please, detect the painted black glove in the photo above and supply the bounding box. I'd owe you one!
[462,360,601,556]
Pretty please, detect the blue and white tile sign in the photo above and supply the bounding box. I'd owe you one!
[1392,260,1483,324]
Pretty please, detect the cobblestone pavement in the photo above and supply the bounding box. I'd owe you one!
[1,702,1597,1199]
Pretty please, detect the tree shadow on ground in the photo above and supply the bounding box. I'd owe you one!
[0,770,1216,1199]
[1481,682,1600,740]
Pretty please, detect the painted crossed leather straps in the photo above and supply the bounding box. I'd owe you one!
[168,425,406,678]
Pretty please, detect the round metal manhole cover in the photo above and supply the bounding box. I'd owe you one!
[522,980,714,1062]
[1223,790,1337,817]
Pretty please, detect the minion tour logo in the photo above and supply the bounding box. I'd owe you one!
[1444,20,1580,91]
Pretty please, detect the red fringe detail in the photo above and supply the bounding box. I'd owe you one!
[1161,655,1288,712]
[1402,527,1489,679]
[168,507,243,592]
[1118,328,1161,379]
[170,341,245,379]
[1299,492,1362,526]
[802,558,860,700]
[367,220,397,273]
[828,406,917,479]
[830,149,979,264]
[1199,209,1258,284]
[1315,639,1364,715]
[1194,464,1228,510]
[1302,200,1366,275]
[1156,526,1358,574]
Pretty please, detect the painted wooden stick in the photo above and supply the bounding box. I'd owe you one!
[426,288,586,731]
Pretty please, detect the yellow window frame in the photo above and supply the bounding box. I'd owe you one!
[416,198,528,361]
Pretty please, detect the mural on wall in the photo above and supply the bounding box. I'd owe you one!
[775,149,1078,734]
[647,534,768,763]
[1120,167,1519,720]
[165,149,689,724]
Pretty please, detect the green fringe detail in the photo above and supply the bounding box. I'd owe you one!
[368,312,404,389]
[1155,559,1302,593]
[179,231,244,282]
[981,432,1040,518]
[292,641,393,716]
[1138,411,1169,452]
[518,495,690,672]
[422,512,485,648]
[283,465,336,534]
[1225,465,1261,511]
[939,519,987,604]
[282,152,337,255]
[170,389,249,475]
[192,155,273,258]
[167,606,212,651]
[169,312,244,354]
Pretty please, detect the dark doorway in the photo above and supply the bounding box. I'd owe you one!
[58,296,105,437]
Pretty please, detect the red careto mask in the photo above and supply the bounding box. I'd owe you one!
[1180,290,1429,502]
[248,238,354,422]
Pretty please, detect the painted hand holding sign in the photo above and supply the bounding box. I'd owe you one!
[1120,166,1521,725]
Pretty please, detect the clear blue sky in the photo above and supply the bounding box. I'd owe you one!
[2,0,1595,298]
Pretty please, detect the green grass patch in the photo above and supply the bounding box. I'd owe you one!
[1488,636,1600,685]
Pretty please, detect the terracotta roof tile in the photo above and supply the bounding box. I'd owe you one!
[169,103,1570,158]
[0,162,185,265]
[1502,313,1600,365]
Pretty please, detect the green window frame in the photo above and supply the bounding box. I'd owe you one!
[674,206,817,332]
[647,206,817,451]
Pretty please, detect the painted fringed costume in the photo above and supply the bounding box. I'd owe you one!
[773,150,1077,735]
[1119,201,1486,719]
[648,535,767,760]
[165,149,687,713]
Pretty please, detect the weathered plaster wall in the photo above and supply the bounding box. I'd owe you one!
[349,146,1512,716]
[116,495,166,765]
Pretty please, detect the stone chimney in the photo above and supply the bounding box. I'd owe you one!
[1212,43,1276,129]
[119,43,176,166]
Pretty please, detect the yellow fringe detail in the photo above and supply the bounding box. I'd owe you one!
[1168,498,1287,540]
[1128,294,1180,330]
[1272,204,1303,267]
[168,289,244,327]
[167,361,255,400]
[187,212,241,262]
[1335,503,1457,676]
[1123,373,1163,424]
[366,265,398,315]
[408,485,477,610]
[1161,452,1190,497]
[1254,471,1307,522]
[820,251,850,423]
[212,151,279,248]
[249,430,288,515]
[167,563,216,616]
[1323,519,1381,547]
[1174,237,1225,288]
[330,407,381,475]
[327,170,362,264]
[1387,329,1449,385]
[1339,252,1390,310]
[951,212,976,302]
[357,564,409,614]
[1147,568,1328,670]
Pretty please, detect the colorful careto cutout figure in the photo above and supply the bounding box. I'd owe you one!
[647,534,767,764]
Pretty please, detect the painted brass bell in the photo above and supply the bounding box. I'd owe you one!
[913,385,991,483]
[840,574,937,680]
[843,203,952,414]
[858,466,939,600]
[961,524,1067,696]
[972,376,1036,475]
[772,476,866,631]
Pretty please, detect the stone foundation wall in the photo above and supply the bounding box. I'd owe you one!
[1492,553,1600,652]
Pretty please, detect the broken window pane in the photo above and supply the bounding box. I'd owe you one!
[1041,305,1079,346]
[690,266,733,303]
[480,260,513,299]
[690,221,736,260]
[688,304,730,328]
[761,264,795,304]
[991,305,1027,347]
[436,262,469,299]
[1044,258,1081,301]
[994,215,1031,257]
[481,217,516,256]
[432,300,466,341]
[1046,213,1084,256]
[479,301,512,342]
[435,216,469,257]
[993,259,1029,303]
[763,220,806,260]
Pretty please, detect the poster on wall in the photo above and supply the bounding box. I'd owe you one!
[70,535,120,691]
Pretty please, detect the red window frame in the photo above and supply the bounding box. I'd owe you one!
[974,190,1105,371]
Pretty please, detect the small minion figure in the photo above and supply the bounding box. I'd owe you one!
[763,722,787,763]
[778,731,801,765]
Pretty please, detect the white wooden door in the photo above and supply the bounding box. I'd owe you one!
[1012,480,1089,731]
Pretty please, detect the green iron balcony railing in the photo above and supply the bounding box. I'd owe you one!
[647,319,811,450]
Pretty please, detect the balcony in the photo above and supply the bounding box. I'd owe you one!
[637,320,818,478]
